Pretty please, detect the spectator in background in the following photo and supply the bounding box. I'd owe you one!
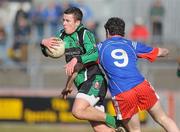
[61,0,73,10]
[14,4,29,28]
[0,2,8,66]
[129,17,150,43]
[11,5,31,64]
[149,0,165,45]
[31,4,46,43]
[0,0,6,6]
[44,1,63,36]
[177,56,180,78]
[0,24,7,65]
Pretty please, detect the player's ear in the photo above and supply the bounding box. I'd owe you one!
[106,29,109,38]
[75,20,80,27]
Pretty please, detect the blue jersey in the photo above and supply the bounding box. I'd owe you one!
[97,36,158,96]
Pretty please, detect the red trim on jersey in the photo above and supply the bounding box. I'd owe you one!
[96,59,100,64]
[138,48,159,62]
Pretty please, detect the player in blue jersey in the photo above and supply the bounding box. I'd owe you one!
[97,17,180,132]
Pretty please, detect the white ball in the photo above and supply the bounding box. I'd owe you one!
[45,39,65,58]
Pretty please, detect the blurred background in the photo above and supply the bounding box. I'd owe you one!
[0,0,180,131]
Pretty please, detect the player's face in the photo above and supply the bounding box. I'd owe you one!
[63,14,80,34]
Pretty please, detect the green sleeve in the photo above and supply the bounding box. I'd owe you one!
[80,30,98,64]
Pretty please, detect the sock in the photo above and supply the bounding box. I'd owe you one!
[105,114,116,128]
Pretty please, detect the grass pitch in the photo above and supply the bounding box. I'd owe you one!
[0,123,92,132]
[0,123,164,132]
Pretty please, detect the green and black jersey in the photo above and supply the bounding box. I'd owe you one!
[56,24,107,97]
[56,24,98,64]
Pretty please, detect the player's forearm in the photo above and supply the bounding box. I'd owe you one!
[65,74,76,90]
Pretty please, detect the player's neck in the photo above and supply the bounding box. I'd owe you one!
[108,35,123,38]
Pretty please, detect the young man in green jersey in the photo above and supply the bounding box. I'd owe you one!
[41,7,122,132]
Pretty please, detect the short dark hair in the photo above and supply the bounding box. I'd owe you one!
[104,17,125,36]
[64,7,83,21]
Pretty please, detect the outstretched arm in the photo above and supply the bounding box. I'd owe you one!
[137,44,169,62]
[61,63,84,99]
[61,73,77,99]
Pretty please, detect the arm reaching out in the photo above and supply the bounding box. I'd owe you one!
[61,63,84,99]
[61,73,77,99]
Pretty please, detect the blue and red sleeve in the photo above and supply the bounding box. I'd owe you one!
[137,48,159,62]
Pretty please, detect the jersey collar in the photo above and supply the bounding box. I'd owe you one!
[76,24,84,32]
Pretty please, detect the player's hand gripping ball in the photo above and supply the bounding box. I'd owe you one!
[45,38,65,58]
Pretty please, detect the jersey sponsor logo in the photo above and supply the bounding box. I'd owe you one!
[94,81,100,89]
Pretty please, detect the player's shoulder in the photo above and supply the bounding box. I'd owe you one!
[97,40,112,53]
[97,42,103,50]
[83,28,94,37]
[75,25,94,39]
[56,29,65,38]
[82,29,96,42]
[101,38,119,48]
[78,25,93,36]
[120,37,139,50]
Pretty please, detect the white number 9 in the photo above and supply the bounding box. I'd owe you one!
[111,49,128,67]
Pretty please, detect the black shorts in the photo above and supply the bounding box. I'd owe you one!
[77,74,107,105]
